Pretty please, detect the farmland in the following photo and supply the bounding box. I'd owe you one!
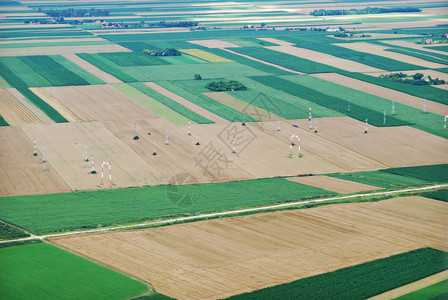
[0,242,147,300]
[1,0,448,299]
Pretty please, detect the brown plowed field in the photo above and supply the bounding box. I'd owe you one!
[32,85,160,122]
[6,88,54,124]
[63,54,123,84]
[0,89,42,125]
[287,175,381,193]
[0,126,69,196]
[312,73,448,116]
[20,122,166,191]
[51,196,448,299]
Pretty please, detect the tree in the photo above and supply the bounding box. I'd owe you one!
[413,73,424,80]
[194,74,202,80]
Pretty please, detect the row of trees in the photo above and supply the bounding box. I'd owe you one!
[380,72,446,85]
[205,80,247,92]
[142,48,181,56]
[44,8,110,18]
[310,7,421,16]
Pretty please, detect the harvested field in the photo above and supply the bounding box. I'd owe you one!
[335,42,447,69]
[52,196,448,299]
[62,54,122,84]
[29,88,81,123]
[188,39,240,48]
[180,49,232,63]
[143,82,227,123]
[31,85,159,122]
[0,44,131,57]
[293,117,448,168]
[265,45,384,73]
[20,122,166,191]
[203,92,277,121]
[312,73,448,116]
[0,126,69,196]
[381,40,448,56]
[0,89,42,125]
[257,38,294,46]
[287,175,381,194]
[6,88,53,124]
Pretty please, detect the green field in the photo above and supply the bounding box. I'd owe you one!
[0,242,147,299]
[385,48,448,65]
[0,178,336,234]
[98,52,170,67]
[0,40,113,48]
[17,88,68,123]
[129,82,213,124]
[419,189,448,202]
[426,45,448,52]
[155,80,258,122]
[395,279,448,300]
[227,248,448,300]
[76,53,138,82]
[0,57,51,88]
[327,164,448,189]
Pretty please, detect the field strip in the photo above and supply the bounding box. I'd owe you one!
[29,88,82,122]
[203,91,277,121]
[381,40,448,56]
[6,88,54,123]
[0,38,106,45]
[0,89,42,125]
[63,53,122,84]
[143,82,228,123]
[312,73,448,116]
[368,270,448,300]
[0,44,131,57]
[264,45,384,73]
[334,42,447,69]
[188,39,240,48]
[287,176,382,194]
[180,48,232,63]
[257,37,295,46]
[1,184,446,243]
[222,48,303,74]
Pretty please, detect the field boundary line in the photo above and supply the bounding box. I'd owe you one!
[1,184,446,243]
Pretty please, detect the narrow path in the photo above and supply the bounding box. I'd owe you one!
[1,184,446,244]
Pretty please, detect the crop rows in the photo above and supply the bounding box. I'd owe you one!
[77,53,138,82]
[98,52,170,67]
[0,178,335,234]
[227,248,448,300]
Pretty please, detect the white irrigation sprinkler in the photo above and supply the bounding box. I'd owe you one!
[423,98,427,114]
[314,119,318,133]
[153,141,157,156]
[297,135,302,158]
[101,161,112,186]
[242,115,246,126]
[232,136,236,153]
[347,100,351,113]
[90,154,96,174]
[444,113,447,132]
[364,118,368,134]
[391,101,396,115]
[383,110,386,124]
[277,115,280,131]
[188,120,191,136]
[84,144,89,162]
[133,122,139,140]
[195,129,200,145]
[33,138,37,156]
[309,107,313,130]
[42,146,46,163]
[165,129,169,145]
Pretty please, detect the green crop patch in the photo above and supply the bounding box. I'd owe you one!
[18,56,90,86]
[156,80,258,122]
[425,45,448,52]
[98,52,170,67]
[0,243,147,299]
[77,53,138,82]
[250,75,410,127]
[0,57,50,88]
[395,279,448,300]
[0,178,335,234]
[419,189,448,202]
[226,248,448,300]
[327,164,448,189]
[231,47,340,74]
[0,221,29,240]
[17,88,68,123]
[0,115,9,126]
[50,55,105,85]
[385,48,448,65]
[129,82,213,124]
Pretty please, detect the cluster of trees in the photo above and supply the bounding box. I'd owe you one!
[157,21,199,27]
[380,72,446,85]
[205,80,247,92]
[142,48,181,56]
[310,7,421,16]
[44,8,110,18]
